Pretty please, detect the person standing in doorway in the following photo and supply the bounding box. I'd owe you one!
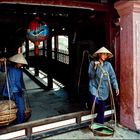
[0,53,28,124]
[88,46,119,124]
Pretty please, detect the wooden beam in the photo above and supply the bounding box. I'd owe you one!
[0,0,111,12]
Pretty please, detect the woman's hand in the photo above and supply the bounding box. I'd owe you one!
[94,61,100,70]
[0,57,6,66]
[116,89,119,96]
[0,57,6,62]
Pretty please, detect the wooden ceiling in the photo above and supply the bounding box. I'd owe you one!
[0,0,119,55]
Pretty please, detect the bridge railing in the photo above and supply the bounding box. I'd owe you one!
[0,109,113,139]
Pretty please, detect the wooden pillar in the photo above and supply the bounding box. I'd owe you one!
[43,40,46,57]
[47,36,53,89]
[25,39,29,69]
[115,1,140,131]
[104,12,113,50]
[54,36,58,60]
[34,42,39,76]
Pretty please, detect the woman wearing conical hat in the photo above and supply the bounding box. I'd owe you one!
[88,46,119,124]
[0,53,28,124]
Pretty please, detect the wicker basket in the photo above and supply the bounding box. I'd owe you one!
[0,100,17,126]
[0,116,16,125]
[89,123,114,137]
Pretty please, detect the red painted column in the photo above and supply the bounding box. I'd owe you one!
[115,1,140,131]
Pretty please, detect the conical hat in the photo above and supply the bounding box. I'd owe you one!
[93,47,113,59]
[9,53,28,65]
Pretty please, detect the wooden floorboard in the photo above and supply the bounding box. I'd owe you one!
[23,72,86,122]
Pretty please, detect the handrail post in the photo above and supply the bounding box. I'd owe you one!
[25,127,32,140]
[76,115,81,124]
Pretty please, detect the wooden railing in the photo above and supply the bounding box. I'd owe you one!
[0,109,114,139]
[0,111,91,139]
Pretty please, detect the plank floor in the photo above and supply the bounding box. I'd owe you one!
[0,68,86,123]
[23,71,86,122]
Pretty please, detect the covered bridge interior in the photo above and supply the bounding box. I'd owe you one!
[0,0,120,139]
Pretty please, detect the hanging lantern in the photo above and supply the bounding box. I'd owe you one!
[27,17,49,44]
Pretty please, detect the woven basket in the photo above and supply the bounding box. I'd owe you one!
[0,108,17,115]
[0,100,16,111]
[0,114,16,121]
[0,100,17,126]
[89,123,114,137]
[0,116,16,125]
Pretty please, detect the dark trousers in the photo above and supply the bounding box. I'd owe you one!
[13,92,25,124]
[91,95,106,124]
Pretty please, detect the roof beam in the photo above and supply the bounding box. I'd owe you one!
[0,0,111,12]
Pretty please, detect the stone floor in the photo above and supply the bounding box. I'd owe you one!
[43,124,140,139]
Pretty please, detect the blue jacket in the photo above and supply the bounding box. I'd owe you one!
[88,61,119,101]
[1,65,25,98]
